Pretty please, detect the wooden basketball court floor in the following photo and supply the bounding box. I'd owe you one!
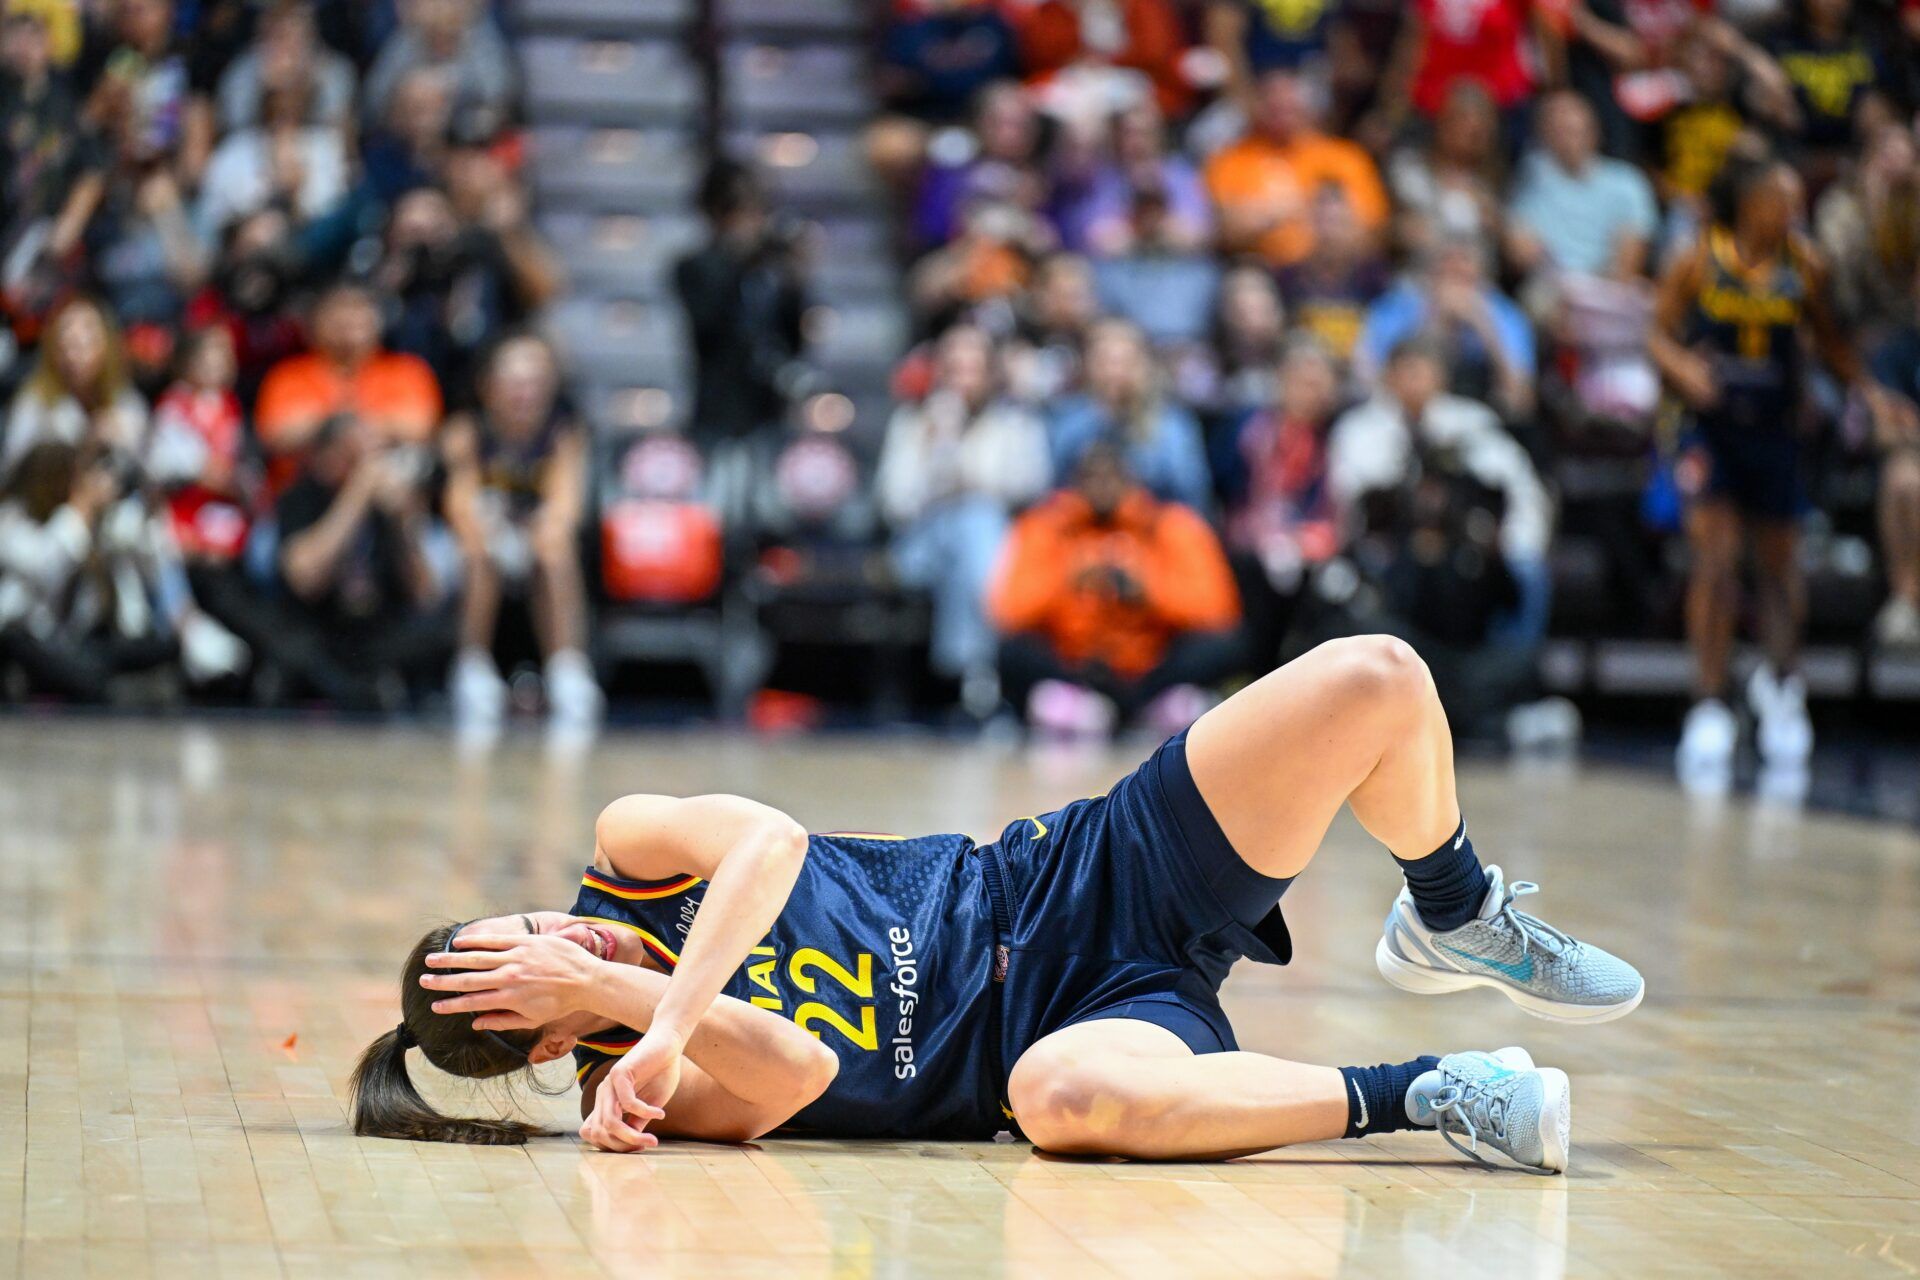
[2,717,1918,1279]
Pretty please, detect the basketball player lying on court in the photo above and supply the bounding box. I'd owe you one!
[352,636,1644,1174]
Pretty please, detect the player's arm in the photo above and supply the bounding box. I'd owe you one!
[574,965,837,1146]
[1647,243,1716,409]
[590,794,810,1088]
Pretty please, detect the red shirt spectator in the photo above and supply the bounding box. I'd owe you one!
[1408,0,1545,116]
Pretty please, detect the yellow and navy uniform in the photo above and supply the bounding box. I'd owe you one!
[572,731,1295,1140]
[1681,229,1818,517]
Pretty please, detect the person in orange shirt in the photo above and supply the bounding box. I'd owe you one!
[990,443,1244,736]
[254,281,444,461]
[1203,68,1388,269]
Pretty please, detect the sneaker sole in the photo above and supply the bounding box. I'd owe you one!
[1375,937,1646,1024]
[1536,1067,1572,1174]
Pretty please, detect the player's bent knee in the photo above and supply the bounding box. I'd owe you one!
[1322,634,1430,714]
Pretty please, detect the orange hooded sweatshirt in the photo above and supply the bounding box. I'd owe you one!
[989,488,1241,679]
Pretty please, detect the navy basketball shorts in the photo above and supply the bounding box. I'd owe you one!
[1686,407,1808,523]
[987,730,1295,1066]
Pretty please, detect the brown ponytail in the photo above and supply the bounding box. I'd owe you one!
[348,923,554,1145]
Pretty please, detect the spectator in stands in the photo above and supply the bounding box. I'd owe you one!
[254,280,444,461]
[1328,337,1553,647]
[1010,0,1195,120]
[144,324,292,677]
[1205,0,1337,103]
[216,0,356,133]
[274,413,455,710]
[1049,317,1212,510]
[1387,80,1506,262]
[1219,335,1346,663]
[362,0,515,129]
[1767,0,1890,179]
[442,332,601,734]
[1507,89,1659,286]
[1365,0,1562,156]
[1180,263,1285,435]
[0,297,147,482]
[876,323,1050,710]
[989,442,1242,737]
[1204,68,1388,270]
[374,184,545,397]
[82,0,214,188]
[1564,0,1786,162]
[1866,263,1920,648]
[0,8,107,322]
[1356,233,1536,420]
[908,195,1046,329]
[1647,29,1795,244]
[0,442,180,699]
[1089,182,1221,347]
[183,207,306,405]
[878,0,1019,125]
[1006,251,1097,402]
[361,66,456,202]
[1276,184,1390,362]
[196,82,351,241]
[1046,102,1211,257]
[912,80,1044,252]
[1815,120,1920,340]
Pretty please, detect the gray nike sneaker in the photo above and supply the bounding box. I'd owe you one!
[1377,864,1645,1023]
[1407,1047,1571,1175]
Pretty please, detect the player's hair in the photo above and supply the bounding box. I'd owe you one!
[348,924,549,1145]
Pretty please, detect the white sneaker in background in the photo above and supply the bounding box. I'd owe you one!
[1676,697,1737,789]
[1141,684,1215,738]
[545,648,605,734]
[1874,597,1920,649]
[179,612,249,683]
[451,647,507,733]
[1748,666,1812,768]
[1505,696,1583,753]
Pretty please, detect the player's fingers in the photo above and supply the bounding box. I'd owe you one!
[609,1073,665,1121]
[423,948,509,969]
[470,1012,538,1032]
[447,934,524,952]
[428,991,506,1015]
[419,968,509,991]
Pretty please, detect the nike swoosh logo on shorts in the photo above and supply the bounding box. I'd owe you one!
[1440,943,1534,983]
[1350,1078,1369,1131]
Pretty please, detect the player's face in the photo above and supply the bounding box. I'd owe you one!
[462,911,623,962]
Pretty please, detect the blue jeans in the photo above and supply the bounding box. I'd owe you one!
[891,496,1009,678]
[1489,553,1553,650]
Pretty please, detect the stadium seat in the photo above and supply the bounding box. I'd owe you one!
[728,129,881,211]
[722,44,876,128]
[509,0,695,39]
[526,128,702,211]
[715,0,868,40]
[538,209,707,300]
[521,37,704,127]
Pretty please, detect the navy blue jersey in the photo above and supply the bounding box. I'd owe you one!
[569,830,1005,1138]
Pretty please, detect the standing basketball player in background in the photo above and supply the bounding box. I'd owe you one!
[1653,156,1915,785]
[353,634,1644,1175]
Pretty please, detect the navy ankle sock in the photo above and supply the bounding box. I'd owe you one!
[1398,819,1488,932]
[1338,1056,1441,1138]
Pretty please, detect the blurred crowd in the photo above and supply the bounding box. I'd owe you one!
[0,0,606,732]
[854,0,1920,749]
[4,0,1919,754]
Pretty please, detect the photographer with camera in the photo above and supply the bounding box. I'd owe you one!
[1323,337,1568,745]
[675,160,812,526]
[274,412,454,710]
